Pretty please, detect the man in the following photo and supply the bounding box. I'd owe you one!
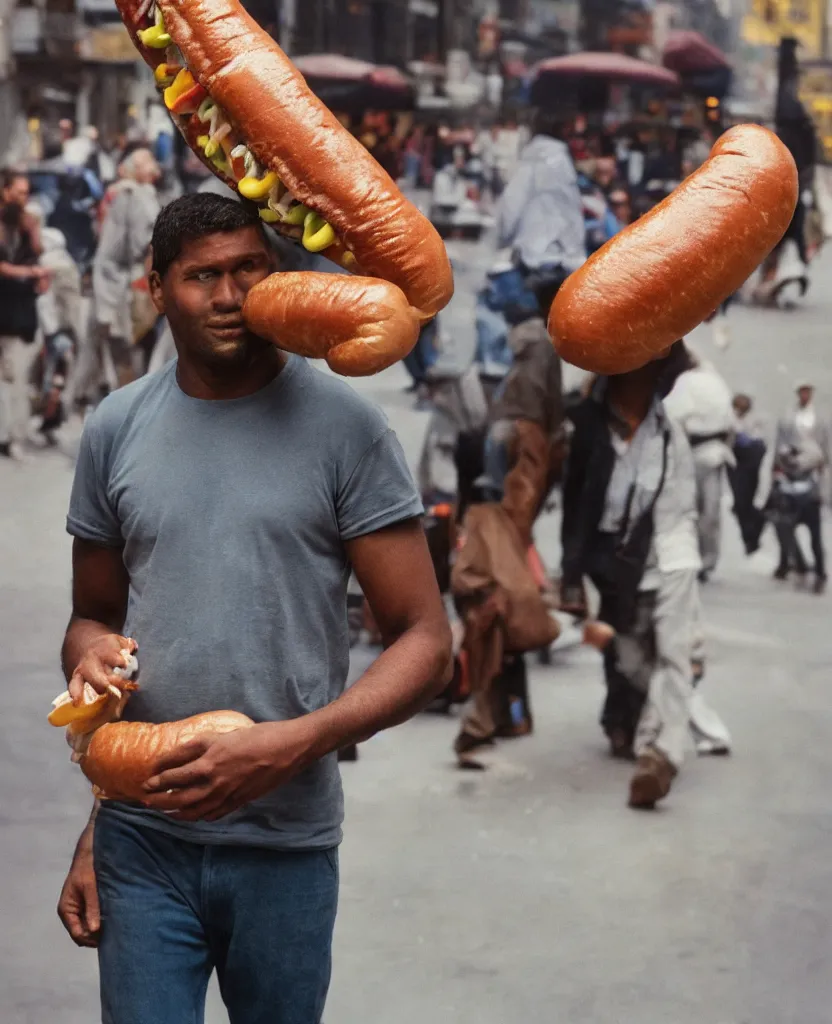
[728,393,767,555]
[0,169,50,460]
[771,382,829,592]
[779,382,830,464]
[496,110,586,293]
[57,194,452,1023]
[89,147,160,395]
[560,344,714,807]
[34,207,83,442]
[664,355,735,581]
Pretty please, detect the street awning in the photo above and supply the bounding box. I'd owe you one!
[662,31,729,75]
[531,52,680,89]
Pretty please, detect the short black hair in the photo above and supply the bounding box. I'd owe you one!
[151,193,267,278]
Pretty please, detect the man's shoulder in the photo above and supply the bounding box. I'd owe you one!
[85,365,174,443]
[290,360,389,441]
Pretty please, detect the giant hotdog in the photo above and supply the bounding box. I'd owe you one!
[549,124,798,374]
[81,712,255,801]
[115,0,453,375]
[50,684,254,802]
[49,650,254,802]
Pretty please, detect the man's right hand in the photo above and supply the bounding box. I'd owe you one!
[68,633,137,703]
[57,828,100,948]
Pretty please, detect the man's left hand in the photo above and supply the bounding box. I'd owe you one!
[141,720,313,822]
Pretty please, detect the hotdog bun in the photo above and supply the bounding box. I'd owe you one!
[115,0,453,375]
[549,124,798,374]
[243,272,420,376]
[82,711,254,801]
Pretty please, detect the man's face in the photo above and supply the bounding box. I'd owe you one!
[3,176,30,210]
[798,386,814,408]
[150,227,275,370]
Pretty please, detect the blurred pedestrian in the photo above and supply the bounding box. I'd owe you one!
[559,343,727,807]
[453,418,559,767]
[0,169,50,460]
[89,147,160,396]
[664,355,735,581]
[496,110,586,297]
[780,382,830,463]
[48,163,102,272]
[402,318,440,402]
[607,184,632,227]
[34,210,82,442]
[402,124,424,185]
[728,393,767,554]
[576,159,623,254]
[481,276,564,501]
[769,383,829,592]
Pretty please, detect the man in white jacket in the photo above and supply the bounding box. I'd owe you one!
[496,111,585,283]
[664,356,735,580]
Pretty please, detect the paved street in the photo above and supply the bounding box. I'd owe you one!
[3,246,832,1024]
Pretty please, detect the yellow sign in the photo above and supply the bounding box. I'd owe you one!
[742,0,824,59]
[800,63,832,161]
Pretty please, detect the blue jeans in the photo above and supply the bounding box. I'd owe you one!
[94,807,339,1024]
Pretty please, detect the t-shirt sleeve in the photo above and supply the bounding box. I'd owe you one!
[66,421,122,546]
[337,427,424,541]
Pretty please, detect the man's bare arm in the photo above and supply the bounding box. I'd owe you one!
[62,538,134,698]
[298,517,453,758]
[58,539,129,947]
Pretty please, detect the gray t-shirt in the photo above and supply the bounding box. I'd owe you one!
[67,356,422,850]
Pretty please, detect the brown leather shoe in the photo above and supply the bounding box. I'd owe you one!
[628,747,677,809]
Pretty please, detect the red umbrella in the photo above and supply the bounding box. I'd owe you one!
[532,52,680,89]
[662,31,729,75]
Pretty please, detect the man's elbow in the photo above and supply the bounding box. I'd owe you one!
[423,617,454,700]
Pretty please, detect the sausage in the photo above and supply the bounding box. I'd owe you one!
[113,0,454,375]
[243,272,420,376]
[549,124,799,374]
[82,711,255,801]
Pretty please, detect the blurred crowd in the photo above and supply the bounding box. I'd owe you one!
[1,100,828,810]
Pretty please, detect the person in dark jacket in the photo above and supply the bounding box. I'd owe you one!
[0,169,50,460]
[559,342,722,807]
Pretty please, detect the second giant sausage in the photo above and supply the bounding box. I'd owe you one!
[549,124,798,374]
